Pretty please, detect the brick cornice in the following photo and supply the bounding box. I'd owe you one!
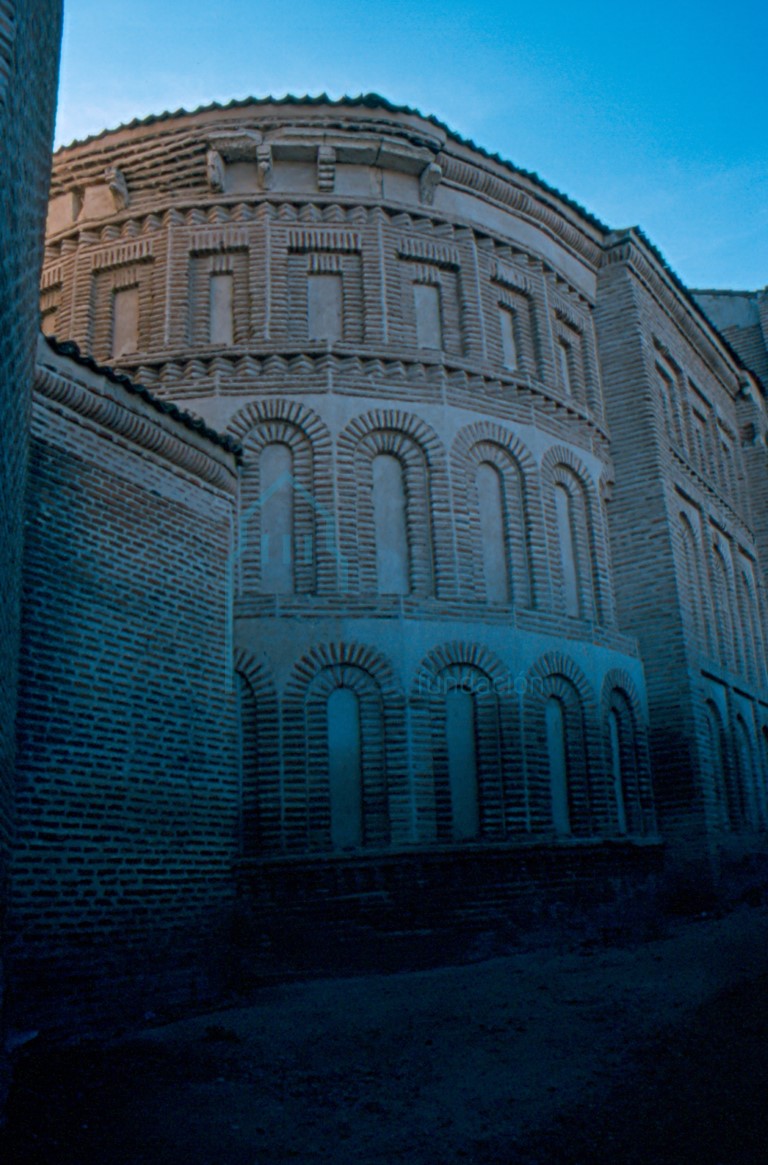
[601,231,741,394]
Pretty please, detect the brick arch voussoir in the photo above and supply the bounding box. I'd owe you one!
[284,641,404,709]
[227,397,332,455]
[411,640,512,703]
[337,408,445,469]
[599,669,646,724]
[306,662,387,704]
[451,420,537,478]
[540,444,596,492]
[526,651,595,709]
[356,428,429,471]
[234,646,278,706]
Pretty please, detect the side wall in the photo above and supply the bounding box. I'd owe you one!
[0,0,62,1102]
[597,235,768,889]
[9,346,240,1031]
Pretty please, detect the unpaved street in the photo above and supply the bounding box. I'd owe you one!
[4,903,768,1164]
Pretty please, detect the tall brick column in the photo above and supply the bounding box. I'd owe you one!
[0,0,62,1111]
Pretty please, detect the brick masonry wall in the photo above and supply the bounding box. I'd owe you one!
[38,104,656,880]
[595,250,698,833]
[8,344,239,1031]
[21,100,768,1008]
[597,233,768,879]
[0,0,62,1103]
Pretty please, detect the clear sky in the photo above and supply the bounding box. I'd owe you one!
[55,0,766,291]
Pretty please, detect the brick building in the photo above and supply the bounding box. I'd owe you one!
[4,96,768,1030]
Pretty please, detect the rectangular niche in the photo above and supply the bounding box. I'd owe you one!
[398,258,463,356]
[552,315,587,403]
[307,271,343,341]
[492,285,539,377]
[654,343,686,449]
[188,250,250,346]
[549,286,602,411]
[90,261,153,363]
[286,234,363,344]
[112,285,139,357]
[210,273,234,345]
[413,282,443,349]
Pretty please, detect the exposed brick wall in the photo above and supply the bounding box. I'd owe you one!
[17,98,768,1013]
[597,233,768,878]
[0,0,62,1102]
[595,251,697,835]
[8,343,239,1031]
[38,104,652,889]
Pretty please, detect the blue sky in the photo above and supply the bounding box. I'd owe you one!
[55,1,767,290]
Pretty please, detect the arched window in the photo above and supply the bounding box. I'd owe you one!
[554,484,580,617]
[287,655,394,855]
[445,688,480,841]
[546,696,570,834]
[372,452,409,595]
[475,462,509,604]
[327,688,364,849]
[260,442,294,594]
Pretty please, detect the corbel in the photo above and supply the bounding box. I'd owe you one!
[105,167,129,210]
[206,148,225,192]
[317,145,336,193]
[256,143,273,190]
[419,161,442,205]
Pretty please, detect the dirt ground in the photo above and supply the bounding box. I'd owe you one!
[4,903,768,1164]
